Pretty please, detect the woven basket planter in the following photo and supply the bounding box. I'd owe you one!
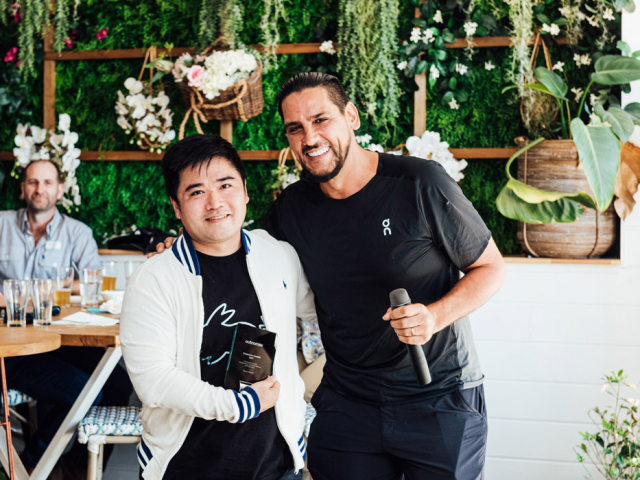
[516,139,618,259]
[177,59,264,122]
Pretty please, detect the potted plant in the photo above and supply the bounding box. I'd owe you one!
[497,50,640,258]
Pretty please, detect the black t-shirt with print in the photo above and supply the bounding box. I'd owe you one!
[163,247,292,480]
[263,153,491,405]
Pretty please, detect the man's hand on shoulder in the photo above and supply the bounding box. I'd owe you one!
[250,375,280,413]
[147,227,182,258]
[382,304,438,345]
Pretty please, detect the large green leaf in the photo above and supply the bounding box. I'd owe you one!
[592,56,640,85]
[534,67,569,100]
[570,118,621,212]
[505,178,596,209]
[595,104,635,143]
[624,103,640,125]
[496,186,586,224]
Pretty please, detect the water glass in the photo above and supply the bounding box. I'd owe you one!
[124,261,137,287]
[102,261,117,292]
[80,268,103,310]
[3,279,29,327]
[31,278,54,326]
[52,266,74,308]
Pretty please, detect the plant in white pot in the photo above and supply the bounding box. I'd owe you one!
[497,49,640,258]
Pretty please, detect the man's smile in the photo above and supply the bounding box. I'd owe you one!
[205,214,231,223]
[307,146,330,158]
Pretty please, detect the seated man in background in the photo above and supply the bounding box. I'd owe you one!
[0,159,132,478]
[121,134,314,480]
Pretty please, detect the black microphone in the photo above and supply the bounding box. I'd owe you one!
[389,288,431,385]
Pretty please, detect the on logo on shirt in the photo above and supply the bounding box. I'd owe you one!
[383,218,391,236]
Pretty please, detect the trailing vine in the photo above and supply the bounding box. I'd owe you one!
[337,0,401,131]
[197,0,244,49]
[260,0,286,71]
[507,0,534,129]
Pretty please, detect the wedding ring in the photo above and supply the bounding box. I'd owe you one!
[411,327,415,337]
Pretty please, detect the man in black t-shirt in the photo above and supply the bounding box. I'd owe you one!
[262,73,507,479]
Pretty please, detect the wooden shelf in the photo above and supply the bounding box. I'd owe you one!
[43,36,569,62]
[503,255,620,265]
[98,249,145,255]
[0,148,517,162]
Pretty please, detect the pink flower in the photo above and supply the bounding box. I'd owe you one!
[4,47,17,63]
[96,28,109,41]
[16,61,20,67]
[187,65,205,88]
[11,2,20,23]
[64,37,74,49]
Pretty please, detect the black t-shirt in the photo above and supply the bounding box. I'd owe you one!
[263,153,491,404]
[163,248,292,480]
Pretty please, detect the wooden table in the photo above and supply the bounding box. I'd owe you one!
[0,330,62,480]
[0,307,121,480]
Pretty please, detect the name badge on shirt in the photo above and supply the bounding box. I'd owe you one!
[45,241,62,251]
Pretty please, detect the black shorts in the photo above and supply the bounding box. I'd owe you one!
[308,384,487,480]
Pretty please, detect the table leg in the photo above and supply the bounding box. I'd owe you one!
[1,358,15,479]
[30,347,122,480]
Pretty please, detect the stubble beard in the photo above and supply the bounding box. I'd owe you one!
[26,194,57,214]
[301,141,351,184]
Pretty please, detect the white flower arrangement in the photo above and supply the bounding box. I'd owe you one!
[319,40,336,55]
[355,133,384,153]
[405,131,468,182]
[171,49,258,101]
[115,78,176,153]
[12,113,82,207]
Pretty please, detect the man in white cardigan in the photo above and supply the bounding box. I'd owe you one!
[121,135,315,480]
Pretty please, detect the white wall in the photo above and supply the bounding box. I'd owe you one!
[476,11,640,477]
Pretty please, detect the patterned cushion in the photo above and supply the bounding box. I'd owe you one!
[1,390,33,406]
[78,406,143,444]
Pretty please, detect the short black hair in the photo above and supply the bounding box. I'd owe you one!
[162,134,246,203]
[21,160,63,183]
[277,72,350,120]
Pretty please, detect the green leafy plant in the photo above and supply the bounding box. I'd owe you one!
[497,50,640,224]
[197,0,245,49]
[576,370,640,479]
[337,0,401,129]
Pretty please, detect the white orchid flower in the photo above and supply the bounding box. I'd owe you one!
[37,149,51,160]
[58,113,71,132]
[154,92,170,109]
[50,133,64,152]
[62,149,81,172]
[135,120,149,133]
[117,116,132,130]
[410,27,422,43]
[16,123,29,136]
[115,102,129,116]
[61,130,79,148]
[433,10,443,23]
[124,78,143,94]
[30,126,47,144]
[132,105,147,119]
[397,60,407,71]
[13,146,33,167]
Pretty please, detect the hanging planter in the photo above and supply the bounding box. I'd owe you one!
[514,139,617,259]
[172,48,264,139]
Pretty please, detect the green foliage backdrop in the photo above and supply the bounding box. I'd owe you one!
[1,0,597,254]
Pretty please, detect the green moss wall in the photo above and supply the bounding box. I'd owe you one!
[1,0,589,253]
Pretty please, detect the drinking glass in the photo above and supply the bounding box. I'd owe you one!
[80,268,103,310]
[31,278,54,326]
[3,279,29,327]
[124,261,137,287]
[52,266,74,308]
[101,261,117,292]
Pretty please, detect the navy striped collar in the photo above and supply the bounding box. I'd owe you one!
[172,229,252,276]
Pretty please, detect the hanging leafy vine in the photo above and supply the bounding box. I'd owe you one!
[260,0,286,71]
[337,0,401,131]
[1,0,75,78]
[197,0,244,49]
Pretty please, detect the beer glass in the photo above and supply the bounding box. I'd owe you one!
[3,279,29,327]
[53,266,74,308]
[101,261,117,291]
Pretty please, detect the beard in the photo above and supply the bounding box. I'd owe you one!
[26,193,57,213]
[300,142,350,184]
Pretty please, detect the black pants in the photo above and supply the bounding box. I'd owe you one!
[307,385,487,480]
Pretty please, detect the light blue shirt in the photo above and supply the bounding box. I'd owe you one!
[0,208,102,292]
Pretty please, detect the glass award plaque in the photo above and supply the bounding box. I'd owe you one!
[224,324,277,391]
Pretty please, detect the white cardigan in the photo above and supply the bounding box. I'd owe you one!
[120,229,317,479]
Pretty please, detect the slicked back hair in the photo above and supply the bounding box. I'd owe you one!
[162,134,246,204]
[277,72,350,120]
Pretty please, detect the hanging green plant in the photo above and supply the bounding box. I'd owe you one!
[197,0,244,49]
[260,0,286,72]
[0,0,76,78]
[338,0,401,130]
